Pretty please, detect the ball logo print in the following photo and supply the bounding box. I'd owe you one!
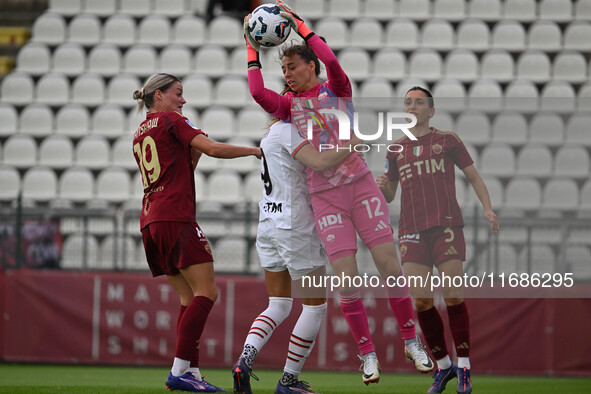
[248,4,291,47]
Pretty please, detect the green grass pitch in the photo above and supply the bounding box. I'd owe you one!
[0,364,589,393]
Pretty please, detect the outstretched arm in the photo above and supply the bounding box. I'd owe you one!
[190,134,261,159]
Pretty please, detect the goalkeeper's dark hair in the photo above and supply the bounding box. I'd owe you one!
[279,39,324,78]
[406,86,434,108]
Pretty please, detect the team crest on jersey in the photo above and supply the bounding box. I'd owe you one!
[432,144,443,155]
[204,242,212,255]
[186,119,198,129]
[400,245,407,257]
[413,146,423,156]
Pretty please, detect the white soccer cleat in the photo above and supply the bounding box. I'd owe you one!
[358,352,381,385]
[405,338,435,373]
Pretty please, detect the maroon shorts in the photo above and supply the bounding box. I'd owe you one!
[141,221,213,277]
[398,226,465,267]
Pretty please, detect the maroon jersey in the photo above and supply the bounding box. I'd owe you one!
[132,111,204,229]
[386,128,474,236]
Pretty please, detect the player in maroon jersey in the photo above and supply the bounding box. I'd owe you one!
[376,87,499,394]
[132,73,260,393]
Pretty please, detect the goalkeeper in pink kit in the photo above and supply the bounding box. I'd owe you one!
[241,0,434,386]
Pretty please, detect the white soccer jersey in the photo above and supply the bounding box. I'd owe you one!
[258,121,313,230]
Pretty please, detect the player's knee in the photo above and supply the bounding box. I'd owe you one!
[444,297,463,307]
[414,297,434,311]
[268,296,293,323]
[197,285,218,303]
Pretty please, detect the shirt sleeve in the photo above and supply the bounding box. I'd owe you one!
[280,124,310,158]
[248,68,291,120]
[307,35,352,97]
[169,112,205,147]
[386,151,399,182]
[448,134,474,170]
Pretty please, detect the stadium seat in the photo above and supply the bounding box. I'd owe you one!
[540,81,576,113]
[220,137,260,174]
[491,111,528,146]
[359,77,393,98]
[61,234,99,269]
[59,167,94,203]
[492,20,526,51]
[91,104,126,139]
[554,145,590,179]
[431,79,466,112]
[372,48,406,81]
[154,0,186,16]
[566,246,591,280]
[194,45,228,77]
[315,18,348,49]
[138,15,171,48]
[0,72,34,105]
[578,82,591,112]
[71,73,105,106]
[87,44,121,76]
[243,171,262,204]
[96,167,132,203]
[123,45,158,77]
[480,175,504,209]
[22,166,58,202]
[214,75,250,107]
[565,113,591,146]
[408,49,442,82]
[227,47,247,76]
[504,79,539,113]
[467,79,503,113]
[107,74,141,108]
[515,144,553,178]
[0,103,17,137]
[295,0,327,19]
[205,170,243,205]
[363,0,396,21]
[127,107,145,132]
[15,43,50,76]
[52,43,85,76]
[433,0,466,21]
[480,50,514,83]
[542,177,579,212]
[385,18,419,50]
[328,0,361,20]
[213,236,248,272]
[516,50,551,83]
[75,135,110,169]
[350,18,383,50]
[552,51,588,84]
[172,15,206,47]
[103,14,136,47]
[84,0,115,16]
[200,106,235,140]
[528,111,565,147]
[119,0,152,16]
[3,134,37,169]
[564,21,591,51]
[49,0,81,15]
[575,0,591,20]
[527,20,562,52]
[130,171,144,200]
[31,13,66,45]
[39,135,74,169]
[182,74,212,109]
[55,103,90,138]
[193,170,206,202]
[399,0,431,21]
[580,179,591,212]
[479,143,515,178]
[421,19,455,51]
[0,165,20,202]
[35,72,69,106]
[395,78,429,98]
[338,47,371,81]
[431,109,455,131]
[456,19,490,52]
[469,0,502,21]
[504,0,537,22]
[99,235,135,270]
[539,0,573,22]
[504,177,542,211]
[522,244,556,275]
[208,16,242,47]
[68,14,101,46]
[236,106,268,140]
[455,110,491,146]
[444,49,479,82]
[19,103,53,137]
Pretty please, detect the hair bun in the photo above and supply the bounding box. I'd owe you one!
[133,87,145,100]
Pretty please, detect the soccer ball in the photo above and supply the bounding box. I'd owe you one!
[248,4,291,47]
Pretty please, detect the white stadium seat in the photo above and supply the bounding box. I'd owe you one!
[296,0,328,19]
[564,21,591,50]
[91,104,126,139]
[75,135,110,169]
[19,103,53,137]
[421,19,455,51]
[565,113,591,146]
[138,15,171,48]
[433,0,466,21]
[540,81,576,113]
[504,0,537,22]
[430,109,455,131]
[578,82,591,112]
[456,19,490,51]
[111,134,136,170]
[103,14,136,47]
[213,236,248,272]
[228,47,247,76]
[159,45,192,77]
[327,0,361,20]
[61,234,99,269]
[36,72,69,105]
[529,112,565,146]
[49,0,81,15]
[364,0,396,21]
[243,171,262,203]
[553,51,588,84]
[208,16,242,47]
[350,18,383,50]
[504,79,539,113]
[566,246,591,280]
[84,0,116,16]
[315,18,348,49]
[53,43,85,76]
[71,73,105,107]
[515,144,553,178]
[68,14,101,46]
[194,45,228,77]
[154,0,186,16]
[504,177,542,211]
[359,77,394,98]
[527,20,562,52]
[554,145,590,179]
[469,0,502,21]
[1,72,34,105]
[468,79,503,113]
[55,103,90,138]
[22,166,58,202]
[0,103,17,137]
[88,44,121,76]
[31,13,66,45]
[399,0,431,21]
[455,110,491,146]
[182,74,213,109]
[431,79,466,112]
[172,16,206,47]
[444,49,479,82]
[16,43,50,76]
[479,143,515,178]
[107,74,141,108]
[492,20,526,52]
[373,48,406,81]
[119,0,152,17]
[96,167,131,203]
[0,165,20,202]
[542,177,579,212]
[39,135,74,169]
[214,75,250,107]
[539,0,573,22]
[205,170,243,205]
[480,50,514,83]
[575,0,591,20]
[408,49,442,82]
[236,106,269,140]
[123,45,158,77]
[200,106,235,140]
[580,180,591,212]
[3,134,37,169]
[516,50,551,83]
[385,18,419,50]
[338,47,371,81]
[491,111,528,146]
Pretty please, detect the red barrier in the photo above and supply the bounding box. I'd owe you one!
[0,270,589,376]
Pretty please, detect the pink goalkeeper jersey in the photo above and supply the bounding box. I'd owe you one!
[385,128,474,236]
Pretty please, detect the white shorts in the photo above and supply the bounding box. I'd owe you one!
[256,219,328,280]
